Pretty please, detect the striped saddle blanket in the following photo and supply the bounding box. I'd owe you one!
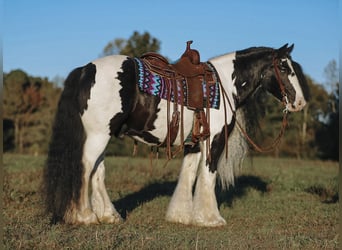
[134,57,220,110]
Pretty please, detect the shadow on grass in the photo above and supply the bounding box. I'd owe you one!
[216,175,271,207]
[113,181,176,219]
[113,175,270,219]
[305,185,339,204]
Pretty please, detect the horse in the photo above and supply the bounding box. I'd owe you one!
[44,43,309,227]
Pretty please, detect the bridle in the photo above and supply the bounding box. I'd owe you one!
[273,55,290,112]
[220,54,290,157]
[146,54,292,163]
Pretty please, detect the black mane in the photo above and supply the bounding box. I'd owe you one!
[232,47,275,106]
[235,46,274,58]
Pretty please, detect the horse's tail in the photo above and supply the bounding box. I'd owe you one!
[44,65,93,223]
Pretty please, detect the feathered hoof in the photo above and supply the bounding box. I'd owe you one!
[99,214,123,224]
[191,215,227,227]
[77,209,100,225]
[165,214,192,225]
[63,208,100,225]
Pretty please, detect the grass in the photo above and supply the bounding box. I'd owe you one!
[3,154,339,249]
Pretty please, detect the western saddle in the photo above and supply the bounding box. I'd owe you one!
[140,41,217,158]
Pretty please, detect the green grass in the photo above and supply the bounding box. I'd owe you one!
[3,154,339,249]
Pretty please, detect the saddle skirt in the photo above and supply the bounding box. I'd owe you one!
[133,57,221,110]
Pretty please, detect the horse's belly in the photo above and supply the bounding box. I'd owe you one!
[127,99,195,146]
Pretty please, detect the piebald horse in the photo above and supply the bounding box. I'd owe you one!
[44,43,309,227]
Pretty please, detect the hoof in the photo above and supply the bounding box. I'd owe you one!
[64,207,99,225]
[165,213,192,225]
[192,215,227,227]
[165,204,193,225]
[77,209,100,225]
[64,208,100,225]
[99,214,123,224]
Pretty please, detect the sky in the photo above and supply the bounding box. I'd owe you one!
[3,0,339,86]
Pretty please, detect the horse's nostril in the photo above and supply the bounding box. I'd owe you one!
[298,100,302,106]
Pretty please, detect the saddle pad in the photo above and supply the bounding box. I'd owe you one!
[134,58,220,109]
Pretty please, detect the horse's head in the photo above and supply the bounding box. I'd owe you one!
[259,44,310,112]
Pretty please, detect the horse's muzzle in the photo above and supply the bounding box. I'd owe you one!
[286,97,306,112]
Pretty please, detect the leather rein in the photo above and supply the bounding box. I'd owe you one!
[141,55,290,163]
[220,55,289,157]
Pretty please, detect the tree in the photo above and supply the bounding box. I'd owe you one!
[315,60,339,161]
[102,31,161,57]
[324,60,338,95]
[4,70,61,154]
[4,70,32,153]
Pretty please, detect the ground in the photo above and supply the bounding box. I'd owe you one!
[3,154,339,249]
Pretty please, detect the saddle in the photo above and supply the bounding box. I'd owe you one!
[140,41,217,158]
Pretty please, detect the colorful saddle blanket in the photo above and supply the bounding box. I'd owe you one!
[134,58,220,109]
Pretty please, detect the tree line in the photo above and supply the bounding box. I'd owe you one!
[3,31,339,161]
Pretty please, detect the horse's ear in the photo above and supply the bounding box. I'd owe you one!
[279,43,288,50]
[287,44,294,54]
[276,43,293,58]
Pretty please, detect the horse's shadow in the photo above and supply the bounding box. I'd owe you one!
[113,181,176,219]
[216,175,270,207]
[113,175,270,219]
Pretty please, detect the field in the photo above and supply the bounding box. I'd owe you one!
[3,154,339,249]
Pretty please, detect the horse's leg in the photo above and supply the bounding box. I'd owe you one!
[91,161,122,223]
[192,143,226,227]
[65,134,109,224]
[165,150,201,224]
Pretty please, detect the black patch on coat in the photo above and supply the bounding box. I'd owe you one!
[233,47,273,107]
[109,58,137,137]
[125,92,161,144]
[208,117,236,173]
[184,142,201,156]
[110,58,161,144]
[78,63,97,115]
[233,47,308,107]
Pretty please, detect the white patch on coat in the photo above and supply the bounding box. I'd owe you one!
[81,55,128,135]
[284,58,306,111]
[209,52,237,106]
[77,55,128,224]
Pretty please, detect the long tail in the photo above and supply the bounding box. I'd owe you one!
[44,65,92,223]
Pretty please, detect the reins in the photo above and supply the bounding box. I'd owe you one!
[139,54,290,166]
[220,55,289,155]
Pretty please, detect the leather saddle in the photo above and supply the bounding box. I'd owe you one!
[139,41,215,156]
[141,41,215,110]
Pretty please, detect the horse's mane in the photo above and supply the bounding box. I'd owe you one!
[237,46,274,55]
[234,47,274,66]
[291,61,310,101]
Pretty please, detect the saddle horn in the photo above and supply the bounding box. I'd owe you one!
[181,40,200,64]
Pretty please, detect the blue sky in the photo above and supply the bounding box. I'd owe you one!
[3,0,339,86]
